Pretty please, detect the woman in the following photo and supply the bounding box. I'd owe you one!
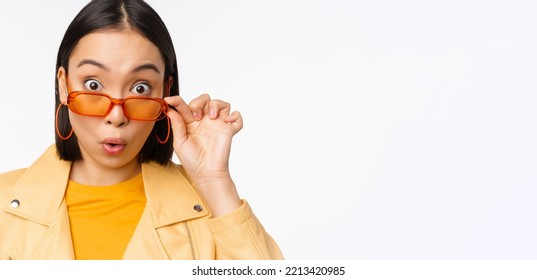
[0,0,282,260]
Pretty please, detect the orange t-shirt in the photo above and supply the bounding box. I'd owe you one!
[65,173,146,260]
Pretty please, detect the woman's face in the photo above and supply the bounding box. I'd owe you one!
[57,29,166,170]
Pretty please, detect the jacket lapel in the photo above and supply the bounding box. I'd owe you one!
[123,161,209,259]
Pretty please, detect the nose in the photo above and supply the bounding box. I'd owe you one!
[105,104,129,127]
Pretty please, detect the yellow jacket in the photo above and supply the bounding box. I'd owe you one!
[0,146,283,260]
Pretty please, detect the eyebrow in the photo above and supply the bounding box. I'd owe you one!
[77,59,161,74]
[77,59,109,71]
[131,63,161,74]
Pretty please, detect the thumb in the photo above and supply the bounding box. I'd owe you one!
[166,110,187,145]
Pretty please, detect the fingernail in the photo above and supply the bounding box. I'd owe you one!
[210,108,216,118]
[193,112,200,120]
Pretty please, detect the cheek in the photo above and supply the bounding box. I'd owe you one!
[69,113,99,136]
[129,121,156,142]
[132,121,155,139]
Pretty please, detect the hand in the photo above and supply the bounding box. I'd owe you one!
[164,94,243,216]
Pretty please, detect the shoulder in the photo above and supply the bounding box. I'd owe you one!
[0,144,70,202]
[0,168,27,200]
[0,168,26,181]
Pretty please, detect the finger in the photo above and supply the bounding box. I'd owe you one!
[209,99,231,120]
[164,96,195,124]
[165,109,187,145]
[188,93,211,121]
[224,110,240,123]
[226,111,243,134]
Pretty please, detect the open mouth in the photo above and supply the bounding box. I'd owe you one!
[103,143,126,155]
[102,138,127,155]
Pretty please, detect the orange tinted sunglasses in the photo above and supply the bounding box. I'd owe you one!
[67,91,169,121]
[65,77,170,121]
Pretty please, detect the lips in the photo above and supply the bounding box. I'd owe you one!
[102,138,127,155]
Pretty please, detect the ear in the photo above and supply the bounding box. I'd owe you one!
[57,67,68,104]
[166,76,173,97]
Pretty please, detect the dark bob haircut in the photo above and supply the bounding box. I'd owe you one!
[55,0,179,165]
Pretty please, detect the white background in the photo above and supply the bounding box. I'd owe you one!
[1,1,536,259]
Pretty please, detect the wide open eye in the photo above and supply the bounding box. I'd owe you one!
[131,83,151,95]
[83,79,103,91]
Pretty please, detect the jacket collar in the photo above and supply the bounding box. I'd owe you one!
[5,145,209,227]
[141,161,209,227]
[4,145,70,226]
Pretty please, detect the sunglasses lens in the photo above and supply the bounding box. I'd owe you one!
[124,99,165,120]
[68,93,165,120]
[70,94,111,116]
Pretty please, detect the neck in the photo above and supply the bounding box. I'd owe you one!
[69,157,141,186]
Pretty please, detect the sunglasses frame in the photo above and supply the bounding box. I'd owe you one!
[67,91,169,121]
